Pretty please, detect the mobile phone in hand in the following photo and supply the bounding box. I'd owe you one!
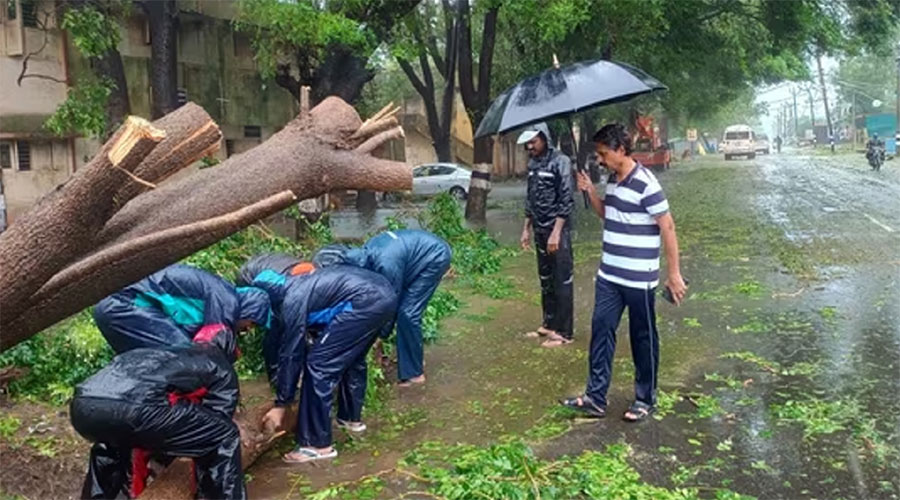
[661,277,690,304]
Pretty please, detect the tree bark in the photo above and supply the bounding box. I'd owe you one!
[143,0,179,119]
[0,117,165,322]
[458,0,499,221]
[0,97,410,350]
[93,49,131,137]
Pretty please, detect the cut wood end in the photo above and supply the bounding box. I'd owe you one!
[108,116,166,166]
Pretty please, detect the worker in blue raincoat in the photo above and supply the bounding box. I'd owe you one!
[235,254,313,381]
[257,265,397,464]
[312,230,451,385]
[71,329,245,499]
[93,264,271,354]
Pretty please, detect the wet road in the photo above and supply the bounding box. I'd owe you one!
[251,152,900,499]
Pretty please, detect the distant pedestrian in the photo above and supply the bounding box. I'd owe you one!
[560,123,686,422]
[774,136,783,153]
[517,123,576,348]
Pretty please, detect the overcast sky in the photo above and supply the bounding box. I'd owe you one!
[755,57,839,138]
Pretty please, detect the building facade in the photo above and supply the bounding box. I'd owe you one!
[0,0,298,225]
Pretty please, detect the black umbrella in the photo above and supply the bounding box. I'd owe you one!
[474,59,666,138]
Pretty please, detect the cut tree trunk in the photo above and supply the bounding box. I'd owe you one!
[0,117,165,321]
[112,103,221,210]
[0,98,409,351]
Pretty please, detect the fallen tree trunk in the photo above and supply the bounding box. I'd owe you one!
[0,97,409,351]
[0,117,165,318]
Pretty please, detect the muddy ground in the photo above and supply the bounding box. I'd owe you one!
[1,150,897,499]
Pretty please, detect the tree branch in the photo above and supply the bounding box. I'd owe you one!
[398,57,428,98]
[457,0,476,110]
[477,6,499,103]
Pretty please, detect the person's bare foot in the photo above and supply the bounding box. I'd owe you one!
[541,334,572,348]
[524,326,555,338]
[398,374,426,387]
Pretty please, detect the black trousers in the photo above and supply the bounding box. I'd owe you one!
[71,397,245,500]
[533,226,574,339]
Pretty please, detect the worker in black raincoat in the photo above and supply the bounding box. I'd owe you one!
[257,265,397,464]
[517,122,575,347]
[71,327,244,499]
[93,263,271,353]
[312,230,451,385]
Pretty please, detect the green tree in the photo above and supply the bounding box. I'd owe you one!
[235,0,419,105]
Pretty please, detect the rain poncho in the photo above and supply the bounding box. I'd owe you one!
[270,266,397,448]
[319,230,451,381]
[236,254,305,381]
[71,344,244,499]
[93,264,270,354]
[524,123,575,230]
[524,124,575,339]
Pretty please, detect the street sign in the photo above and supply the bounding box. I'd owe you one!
[686,128,698,141]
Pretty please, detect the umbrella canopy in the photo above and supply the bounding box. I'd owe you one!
[474,60,666,138]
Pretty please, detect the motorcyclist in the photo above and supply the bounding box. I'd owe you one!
[866,133,886,170]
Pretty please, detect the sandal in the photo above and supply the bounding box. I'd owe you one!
[525,327,554,338]
[541,334,573,348]
[282,446,338,464]
[623,401,655,423]
[336,419,367,433]
[559,395,606,418]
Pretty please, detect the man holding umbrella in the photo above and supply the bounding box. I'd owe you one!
[519,122,575,347]
[561,123,686,422]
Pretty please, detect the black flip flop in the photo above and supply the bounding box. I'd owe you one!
[559,395,606,418]
[623,401,655,422]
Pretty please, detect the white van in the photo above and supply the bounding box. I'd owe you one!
[722,125,756,160]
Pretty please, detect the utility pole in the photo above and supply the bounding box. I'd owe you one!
[791,86,799,140]
[815,51,834,152]
[895,48,899,145]
[806,85,816,147]
[851,92,856,150]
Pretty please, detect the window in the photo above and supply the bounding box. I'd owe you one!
[725,131,750,141]
[225,139,235,157]
[16,140,30,171]
[0,142,12,169]
[413,166,428,178]
[243,126,261,139]
[434,165,456,176]
[177,88,188,107]
[21,0,36,27]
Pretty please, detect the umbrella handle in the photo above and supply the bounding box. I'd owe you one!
[567,117,591,210]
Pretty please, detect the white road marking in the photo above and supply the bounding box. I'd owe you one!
[861,212,895,233]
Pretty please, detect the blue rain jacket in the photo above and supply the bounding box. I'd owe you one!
[94,264,271,353]
[269,266,395,406]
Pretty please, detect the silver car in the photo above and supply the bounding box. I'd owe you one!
[412,163,471,199]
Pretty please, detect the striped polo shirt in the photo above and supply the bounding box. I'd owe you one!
[599,163,669,289]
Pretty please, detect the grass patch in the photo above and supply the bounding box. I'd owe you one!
[305,440,757,500]
[721,351,821,377]
[770,398,859,440]
[704,372,744,391]
[734,280,764,296]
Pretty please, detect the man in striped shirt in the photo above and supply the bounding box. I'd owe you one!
[561,123,686,422]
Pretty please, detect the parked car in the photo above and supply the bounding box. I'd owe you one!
[755,133,771,155]
[721,124,756,160]
[412,163,471,199]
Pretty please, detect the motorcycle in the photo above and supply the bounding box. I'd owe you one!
[866,143,885,171]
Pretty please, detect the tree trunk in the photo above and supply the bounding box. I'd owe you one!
[458,1,499,221]
[92,49,131,137]
[312,48,374,105]
[815,51,833,147]
[356,190,377,213]
[464,133,492,223]
[0,117,165,321]
[144,0,179,119]
[0,98,409,350]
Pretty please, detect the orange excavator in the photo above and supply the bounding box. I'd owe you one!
[631,114,671,169]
